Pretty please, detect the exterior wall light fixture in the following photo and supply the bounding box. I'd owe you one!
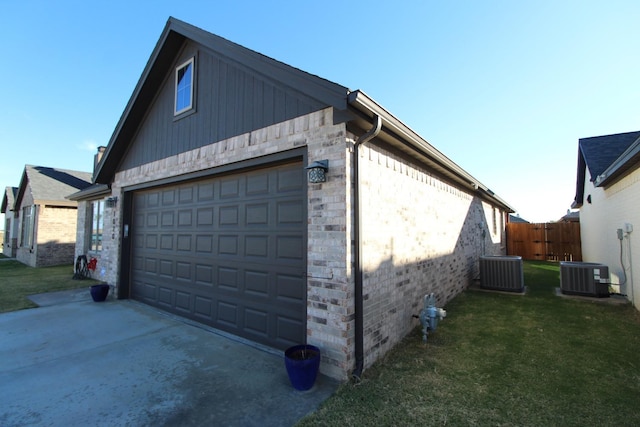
[105,196,118,208]
[306,160,329,183]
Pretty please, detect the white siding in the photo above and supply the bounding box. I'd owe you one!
[580,167,640,308]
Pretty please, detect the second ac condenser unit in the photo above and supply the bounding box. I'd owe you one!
[560,262,610,297]
[480,256,524,292]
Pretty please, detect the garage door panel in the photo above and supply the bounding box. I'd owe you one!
[146,212,159,227]
[179,186,194,203]
[197,208,214,225]
[246,203,269,225]
[220,177,240,198]
[161,212,174,227]
[217,301,238,327]
[217,266,239,290]
[146,235,158,249]
[195,264,213,284]
[132,279,156,302]
[144,257,158,273]
[244,235,268,257]
[159,259,173,277]
[218,235,238,255]
[277,168,304,192]
[197,182,215,201]
[276,315,305,346]
[175,261,191,281]
[277,200,304,224]
[178,209,193,226]
[244,308,269,336]
[175,291,191,313]
[158,286,172,307]
[147,192,159,207]
[276,274,305,303]
[194,296,212,318]
[177,235,192,251]
[162,189,175,206]
[195,235,213,253]
[276,236,304,260]
[219,206,240,226]
[130,161,306,350]
[245,270,269,296]
[160,234,173,250]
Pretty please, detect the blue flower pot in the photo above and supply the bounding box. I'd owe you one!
[284,345,321,391]
[90,284,110,302]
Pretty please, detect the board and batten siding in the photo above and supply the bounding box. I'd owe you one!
[120,41,333,172]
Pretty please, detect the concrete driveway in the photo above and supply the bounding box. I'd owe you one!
[0,289,337,426]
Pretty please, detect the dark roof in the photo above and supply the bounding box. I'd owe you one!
[14,165,92,209]
[579,131,640,181]
[1,186,18,213]
[67,183,111,201]
[573,130,640,207]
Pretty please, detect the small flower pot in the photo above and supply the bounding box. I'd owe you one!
[90,284,110,302]
[284,344,321,391]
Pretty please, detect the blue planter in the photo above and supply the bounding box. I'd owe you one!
[90,284,110,302]
[284,345,321,391]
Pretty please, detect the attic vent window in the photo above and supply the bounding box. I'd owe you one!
[174,57,194,115]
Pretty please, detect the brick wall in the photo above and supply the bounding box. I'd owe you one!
[357,141,505,371]
[35,205,78,267]
[92,107,507,380]
[74,199,117,284]
[15,203,79,267]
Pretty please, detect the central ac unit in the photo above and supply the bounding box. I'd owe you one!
[560,262,610,297]
[480,256,524,292]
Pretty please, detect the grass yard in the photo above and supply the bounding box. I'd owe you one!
[299,261,640,426]
[0,260,98,312]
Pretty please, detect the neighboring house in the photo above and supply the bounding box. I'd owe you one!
[13,165,92,267]
[70,17,514,380]
[1,186,18,257]
[509,214,529,223]
[572,130,640,309]
[558,210,579,223]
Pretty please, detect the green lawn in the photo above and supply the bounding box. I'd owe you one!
[299,261,640,426]
[0,260,98,312]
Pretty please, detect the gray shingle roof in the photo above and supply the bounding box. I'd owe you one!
[573,130,640,208]
[1,186,17,213]
[579,131,640,181]
[16,165,92,207]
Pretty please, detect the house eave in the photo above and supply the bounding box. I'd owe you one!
[594,136,640,187]
[32,200,78,208]
[347,90,515,213]
[67,184,112,202]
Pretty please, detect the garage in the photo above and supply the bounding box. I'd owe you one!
[129,161,306,350]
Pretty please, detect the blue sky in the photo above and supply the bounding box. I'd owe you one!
[1,0,639,225]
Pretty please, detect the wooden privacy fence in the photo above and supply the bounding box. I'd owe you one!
[506,222,582,261]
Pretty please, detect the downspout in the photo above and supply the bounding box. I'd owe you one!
[352,114,382,382]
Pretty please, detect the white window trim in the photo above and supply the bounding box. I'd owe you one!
[174,57,195,116]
